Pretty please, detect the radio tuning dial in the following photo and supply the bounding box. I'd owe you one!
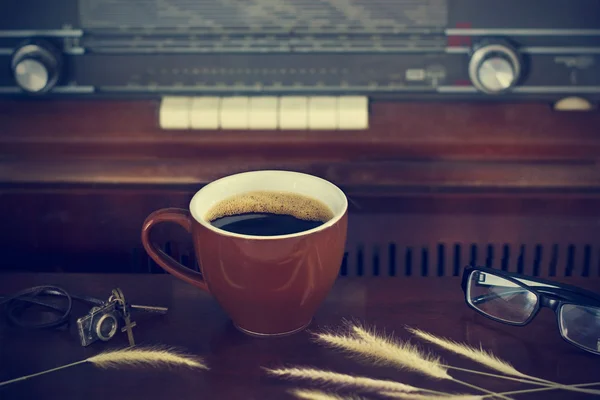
[11,40,62,94]
[468,41,521,94]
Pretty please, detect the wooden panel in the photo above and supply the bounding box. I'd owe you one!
[1,159,600,190]
[1,189,600,276]
[2,100,599,151]
[341,207,600,278]
[0,101,599,159]
[1,100,599,277]
[1,99,599,189]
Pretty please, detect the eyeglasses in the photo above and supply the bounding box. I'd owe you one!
[461,266,600,356]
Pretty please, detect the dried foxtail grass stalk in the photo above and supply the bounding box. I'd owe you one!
[380,391,483,400]
[315,332,449,379]
[407,327,600,396]
[265,367,435,394]
[89,347,207,369]
[482,381,600,398]
[0,346,207,387]
[290,388,368,400]
[406,328,535,381]
[343,325,511,400]
[437,365,600,395]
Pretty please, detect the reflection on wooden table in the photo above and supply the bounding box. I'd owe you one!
[0,273,598,399]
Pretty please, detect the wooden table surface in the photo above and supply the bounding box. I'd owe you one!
[1,273,599,400]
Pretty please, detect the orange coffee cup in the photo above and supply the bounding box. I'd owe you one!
[141,170,348,336]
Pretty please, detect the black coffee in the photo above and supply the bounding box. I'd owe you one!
[211,213,325,236]
[206,191,334,236]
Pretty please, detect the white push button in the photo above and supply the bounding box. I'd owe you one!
[249,97,278,129]
[220,97,250,130]
[159,97,191,129]
[553,96,594,111]
[279,96,308,130]
[338,96,369,130]
[190,97,220,129]
[308,96,338,130]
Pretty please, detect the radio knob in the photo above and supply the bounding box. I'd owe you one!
[11,41,62,94]
[468,42,521,94]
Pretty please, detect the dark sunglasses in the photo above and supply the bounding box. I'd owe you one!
[461,266,600,356]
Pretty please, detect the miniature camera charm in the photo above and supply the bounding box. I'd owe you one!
[76,299,122,346]
[76,288,168,347]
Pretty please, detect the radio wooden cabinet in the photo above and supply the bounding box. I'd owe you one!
[1,99,599,280]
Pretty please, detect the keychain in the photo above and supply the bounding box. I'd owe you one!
[75,287,168,347]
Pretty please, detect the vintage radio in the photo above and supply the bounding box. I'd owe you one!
[0,0,599,102]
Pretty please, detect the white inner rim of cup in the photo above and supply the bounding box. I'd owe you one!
[189,170,348,240]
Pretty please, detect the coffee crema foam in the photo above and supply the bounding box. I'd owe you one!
[205,191,334,223]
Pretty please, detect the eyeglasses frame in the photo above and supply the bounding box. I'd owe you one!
[461,265,600,355]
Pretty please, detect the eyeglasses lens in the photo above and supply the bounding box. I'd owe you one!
[467,270,538,324]
[559,304,600,354]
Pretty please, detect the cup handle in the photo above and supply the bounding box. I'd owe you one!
[141,208,209,293]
